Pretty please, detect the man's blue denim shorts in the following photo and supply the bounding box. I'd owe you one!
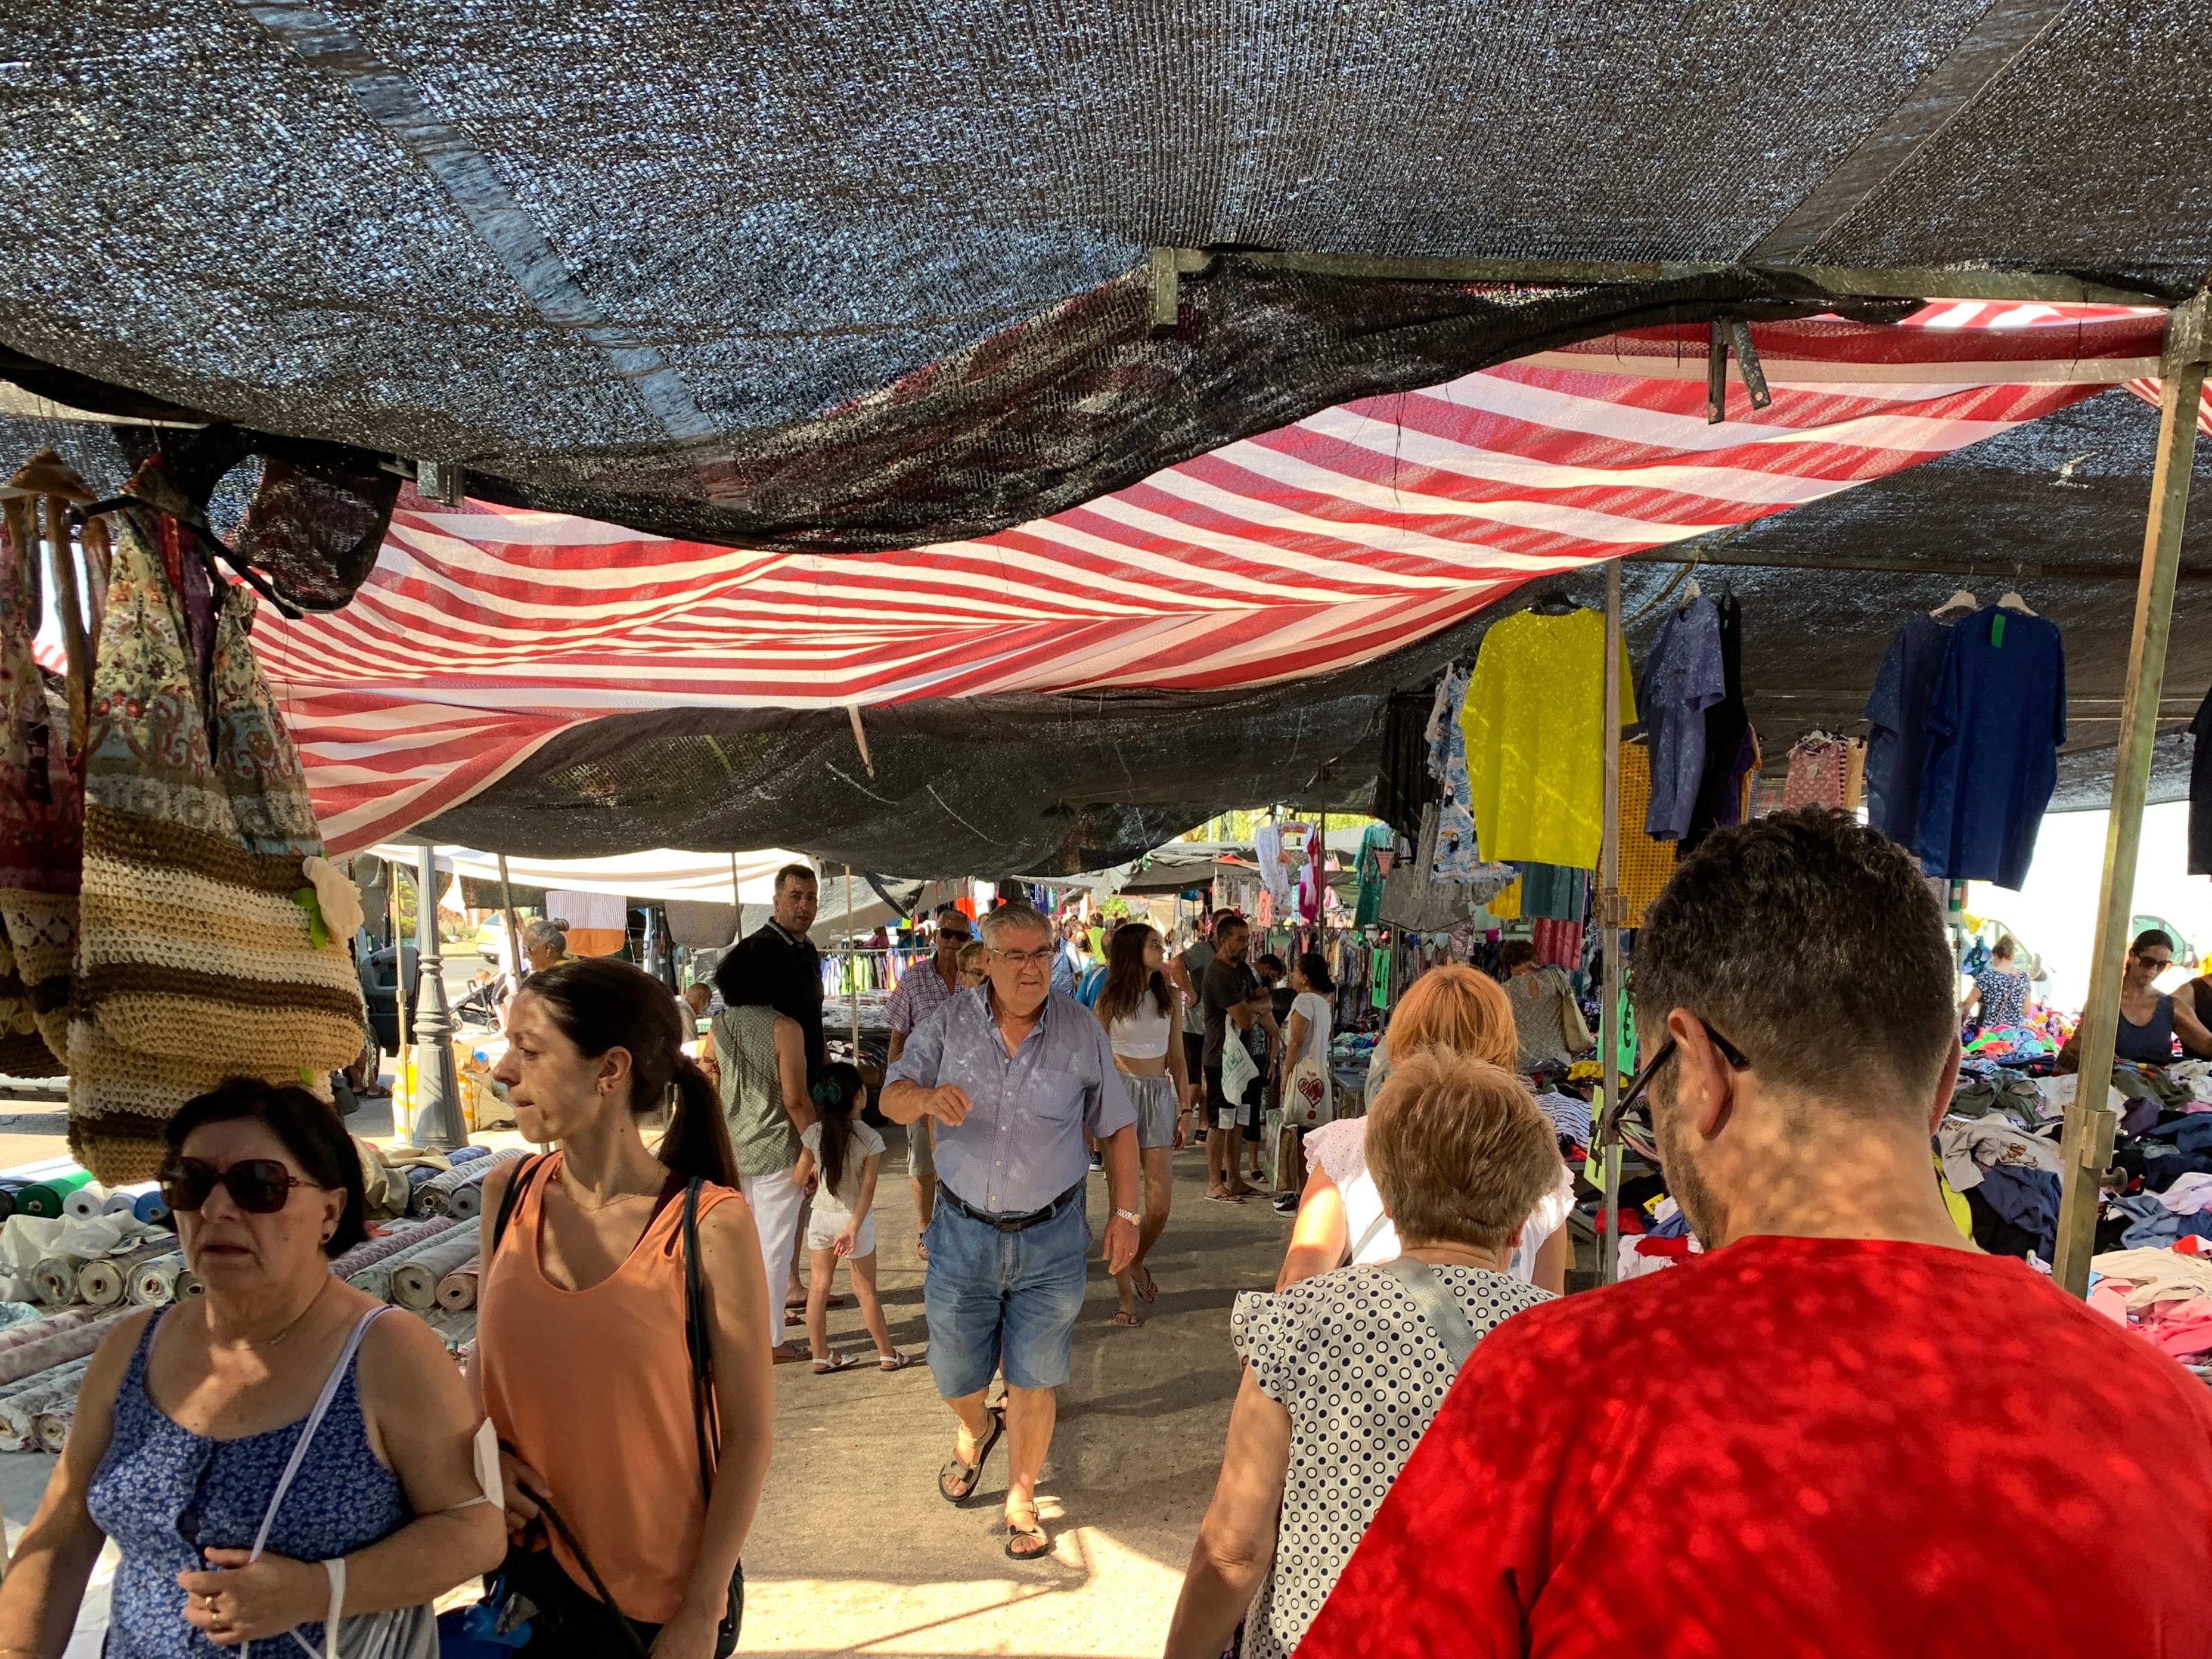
[922,1187,1090,1397]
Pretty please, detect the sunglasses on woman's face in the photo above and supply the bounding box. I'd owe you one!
[159,1158,322,1216]
[1594,1020,1753,1163]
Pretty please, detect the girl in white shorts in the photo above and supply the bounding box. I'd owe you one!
[793,1063,914,1373]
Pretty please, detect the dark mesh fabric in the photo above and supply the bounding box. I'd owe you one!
[0,0,2202,555]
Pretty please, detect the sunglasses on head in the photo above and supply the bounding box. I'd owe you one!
[159,1157,322,1216]
[1593,1019,1752,1163]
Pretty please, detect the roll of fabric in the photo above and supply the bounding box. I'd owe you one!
[389,1233,481,1311]
[415,1148,523,1218]
[0,1306,98,1356]
[329,1217,451,1282]
[346,1221,461,1303]
[63,1182,111,1221]
[15,1171,93,1218]
[0,1188,18,1224]
[0,1301,39,1332]
[435,1258,480,1310]
[131,1189,169,1226]
[404,1164,443,1193]
[80,1243,173,1308]
[446,1145,490,1166]
[175,1270,202,1300]
[0,1359,91,1450]
[100,1189,138,1217]
[35,1402,73,1453]
[129,1252,184,1307]
[32,1257,78,1306]
[0,1308,128,1387]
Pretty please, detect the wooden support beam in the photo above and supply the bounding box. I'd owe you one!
[2053,292,2211,1297]
[1596,557,1626,1285]
[1214,250,2174,306]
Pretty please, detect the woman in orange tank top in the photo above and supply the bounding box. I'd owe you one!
[475,959,773,1659]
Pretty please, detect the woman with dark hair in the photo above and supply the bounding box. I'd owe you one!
[478,958,772,1659]
[2113,928,2212,1066]
[0,1079,502,1656]
[711,947,815,1360]
[1095,922,1192,1325]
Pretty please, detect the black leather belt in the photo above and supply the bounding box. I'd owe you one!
[936,1179,1085,1233]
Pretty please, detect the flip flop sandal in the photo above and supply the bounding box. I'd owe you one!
[1110,1308,1143,1327]
[878,1352,916,1371]
[937,1405,1006,1505]
[771,1344,806,1365]
[1005,1518,1053,1561]
[1203,1190,1245,1204]
[811,1352,861,1375]
[1133,1266,1158,1304]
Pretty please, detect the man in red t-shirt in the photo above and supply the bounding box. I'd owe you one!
[1300,808,2212,1659]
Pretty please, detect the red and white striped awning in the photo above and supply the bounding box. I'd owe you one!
[253,300,2181,853]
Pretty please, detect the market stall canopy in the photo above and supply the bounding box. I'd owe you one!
[370,844,920,946]
[240,304,2198,869]
[1,0,2206,571]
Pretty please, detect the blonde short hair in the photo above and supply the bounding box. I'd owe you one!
[957,941,991,975]
[1385,964,1517,1069]
[1366,1046,1562,1251]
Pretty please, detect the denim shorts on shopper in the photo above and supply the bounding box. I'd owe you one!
[923,1186,1090,1398]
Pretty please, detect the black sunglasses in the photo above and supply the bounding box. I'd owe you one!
[938,928,972,942]
[1594,1020,1752,1163]
[159,1158,323,1216]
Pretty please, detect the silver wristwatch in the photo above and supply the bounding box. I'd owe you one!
[1112,1207,1141,1226]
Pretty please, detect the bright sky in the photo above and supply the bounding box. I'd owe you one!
[1970,801,2211,1011]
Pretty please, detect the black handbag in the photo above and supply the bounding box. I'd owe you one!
[475,1156,743,1658]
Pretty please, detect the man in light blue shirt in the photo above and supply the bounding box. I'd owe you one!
[883,901,1138,1563]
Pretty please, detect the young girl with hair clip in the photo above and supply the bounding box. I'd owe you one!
[791,1063,914,1374]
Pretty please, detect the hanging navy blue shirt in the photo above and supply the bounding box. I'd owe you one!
[1862,612,1955,850]
[1915,606,2065,890]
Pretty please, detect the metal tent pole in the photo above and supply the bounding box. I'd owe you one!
[409,845,466,1149]
[1597,560,1625,1286]
[496,852,523,990]
[845,864,859,1054]
[2052,294,2208,1297]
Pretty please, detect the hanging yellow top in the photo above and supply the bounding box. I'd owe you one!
[1461,609,1638,869]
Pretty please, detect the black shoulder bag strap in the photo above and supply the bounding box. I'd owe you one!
[682,1178,743,1656]
[489,1153,548,1259]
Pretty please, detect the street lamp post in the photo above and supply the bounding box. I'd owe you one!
[409,844,467,1150]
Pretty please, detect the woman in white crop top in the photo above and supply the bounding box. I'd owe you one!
[1096,923,1193,1326]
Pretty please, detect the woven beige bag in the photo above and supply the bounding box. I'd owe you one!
[69,464,365,1182]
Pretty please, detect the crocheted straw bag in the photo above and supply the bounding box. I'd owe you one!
[69,463,366,1181]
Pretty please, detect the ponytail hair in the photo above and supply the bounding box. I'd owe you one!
[516,958,740,1188]
[809,1062,867,1202]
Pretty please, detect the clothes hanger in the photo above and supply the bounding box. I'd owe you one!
[1997,588,2036,615]
[1680,575,1702,607]
[1932,588,1978,618]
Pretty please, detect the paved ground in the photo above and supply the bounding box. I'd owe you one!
[742,1132,1289,1658]
[0,1109,1288,1659]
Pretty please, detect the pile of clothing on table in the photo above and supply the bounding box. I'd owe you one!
[1938,1091,2066,1262]
[2086,1245,2212,1369]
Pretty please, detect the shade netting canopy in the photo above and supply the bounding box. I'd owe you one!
[245,303,2199,869]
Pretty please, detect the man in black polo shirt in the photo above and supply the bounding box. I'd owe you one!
[730,863,826,1077]
[1202,913,1271,1202]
